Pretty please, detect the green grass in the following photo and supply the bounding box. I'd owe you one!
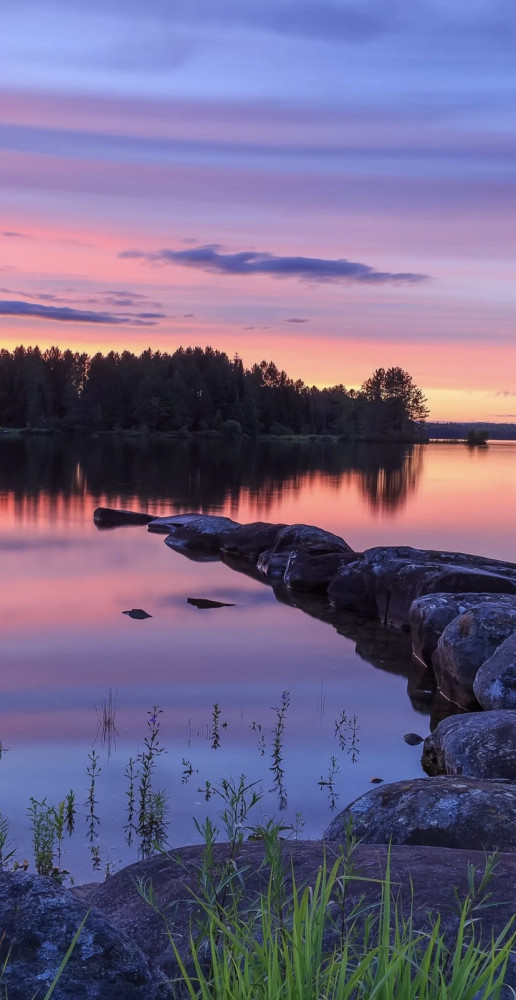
[151,852,515,1000]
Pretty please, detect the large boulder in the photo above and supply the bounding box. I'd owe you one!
[147,512,208,534]
[284,550,355,593]
[160,514,241,553]
[329,546,516,627]
[219,522,286,561]
[410,593,516,667]
[432,604,516,708]
[474,631,516,709]
[324,776,516,851]
[0,872,167,999]
[93,507,155,527]
[75,842,516,988]
[422,711,516,779]
[258,524,353,582]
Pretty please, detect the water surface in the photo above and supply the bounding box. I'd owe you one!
[0,437,515,880]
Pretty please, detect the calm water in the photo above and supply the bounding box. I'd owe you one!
[1,436,515,880]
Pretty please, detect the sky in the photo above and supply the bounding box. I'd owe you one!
[1,0,515,421]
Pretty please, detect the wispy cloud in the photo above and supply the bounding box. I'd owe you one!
[495,390,516,397]
[286,317,309,323]
[120,245,428,285]
[0,299,164,325]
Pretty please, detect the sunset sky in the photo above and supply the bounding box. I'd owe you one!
[1,1,515,421]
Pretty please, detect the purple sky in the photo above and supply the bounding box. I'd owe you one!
[1,0,516,419]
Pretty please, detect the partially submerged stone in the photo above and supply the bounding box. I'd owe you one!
[187,597,236,609]
[93,507,155,527]
[410,592,516,667]
[474,630,516,709]
[162,514,241,553]
[432,604,516,708]
[422,710,516,779]
[324,776,516,851]
[0,871,167,999]
[220,521,286,561]
[284,550,355,594]
[329,546,516,627]
[258,523,353,582]
[123,609,152,619]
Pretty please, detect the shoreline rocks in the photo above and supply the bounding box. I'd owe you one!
[422,710,516,779]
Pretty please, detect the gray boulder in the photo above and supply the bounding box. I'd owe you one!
[220,521,286,561]
[258,523,353,582]
[329,546,516,627]
[75,842,516,989]
[474,631,516,709]
[324,776,516,851]
[284,550,355,593]
[432,604,516,708]
[161,514,241,553]
[422,710,516,779]
[147,512,206,534]
[410,593,516,667]
[0,872,167,999]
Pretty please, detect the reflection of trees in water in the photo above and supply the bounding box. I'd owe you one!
[0,436,424,521]
[355,444,425,512]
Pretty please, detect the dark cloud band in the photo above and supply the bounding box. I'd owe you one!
[0,300,162,326]
[120,245,428,285]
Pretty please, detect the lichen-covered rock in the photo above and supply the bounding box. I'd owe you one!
[410,593,516,667]
[324,776,516,851]
[161,514,241,552]
[422,711,516,779]
[219,522,286,561]
[432,604,516,708]
[0,872,167,1000]
[474,631,516,709]
[330,546,516,627]
[93,507,155,527]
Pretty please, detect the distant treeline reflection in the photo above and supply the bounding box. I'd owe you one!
[0,437,424,516]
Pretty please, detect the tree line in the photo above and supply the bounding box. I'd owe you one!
[0,344,429,440]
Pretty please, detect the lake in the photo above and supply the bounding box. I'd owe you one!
[1,436,515,881]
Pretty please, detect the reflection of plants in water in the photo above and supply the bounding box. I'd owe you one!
[94,688,119,759]
[357,443,425,512]
[269,690,290,811]
[335,710,360,763]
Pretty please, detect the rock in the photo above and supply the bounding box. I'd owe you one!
[187,598,236,609]
[433,604,516,708]
[329,546,516,627]
[75,843,516,989]
[123,609,152,619]
[147,512,210,534]
[410,592,516,667]
[258,523,353,581]
[324,776,516,851]
[219,522,286,561]
[474,631,516,709]
[162,514,241,553]
[284,550,356,594]
[403,732,424,746]
[422,711,516,779]
[0,871,167,999]
[93,507,155,527]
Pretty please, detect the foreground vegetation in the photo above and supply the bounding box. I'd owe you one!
[0,344,428,440]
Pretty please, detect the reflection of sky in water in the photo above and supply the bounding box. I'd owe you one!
[0,440,515,880]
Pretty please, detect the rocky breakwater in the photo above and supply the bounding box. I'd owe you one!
[94,508,516,863]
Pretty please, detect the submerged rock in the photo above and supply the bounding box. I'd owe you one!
[422,710,516,779]
[432,604,516,708]
[123,609,152,619]
[403,732,424,746]
[324,776,516,851]
[474,631,516,709]
[93,507,155,527]
[0,871,167,999]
